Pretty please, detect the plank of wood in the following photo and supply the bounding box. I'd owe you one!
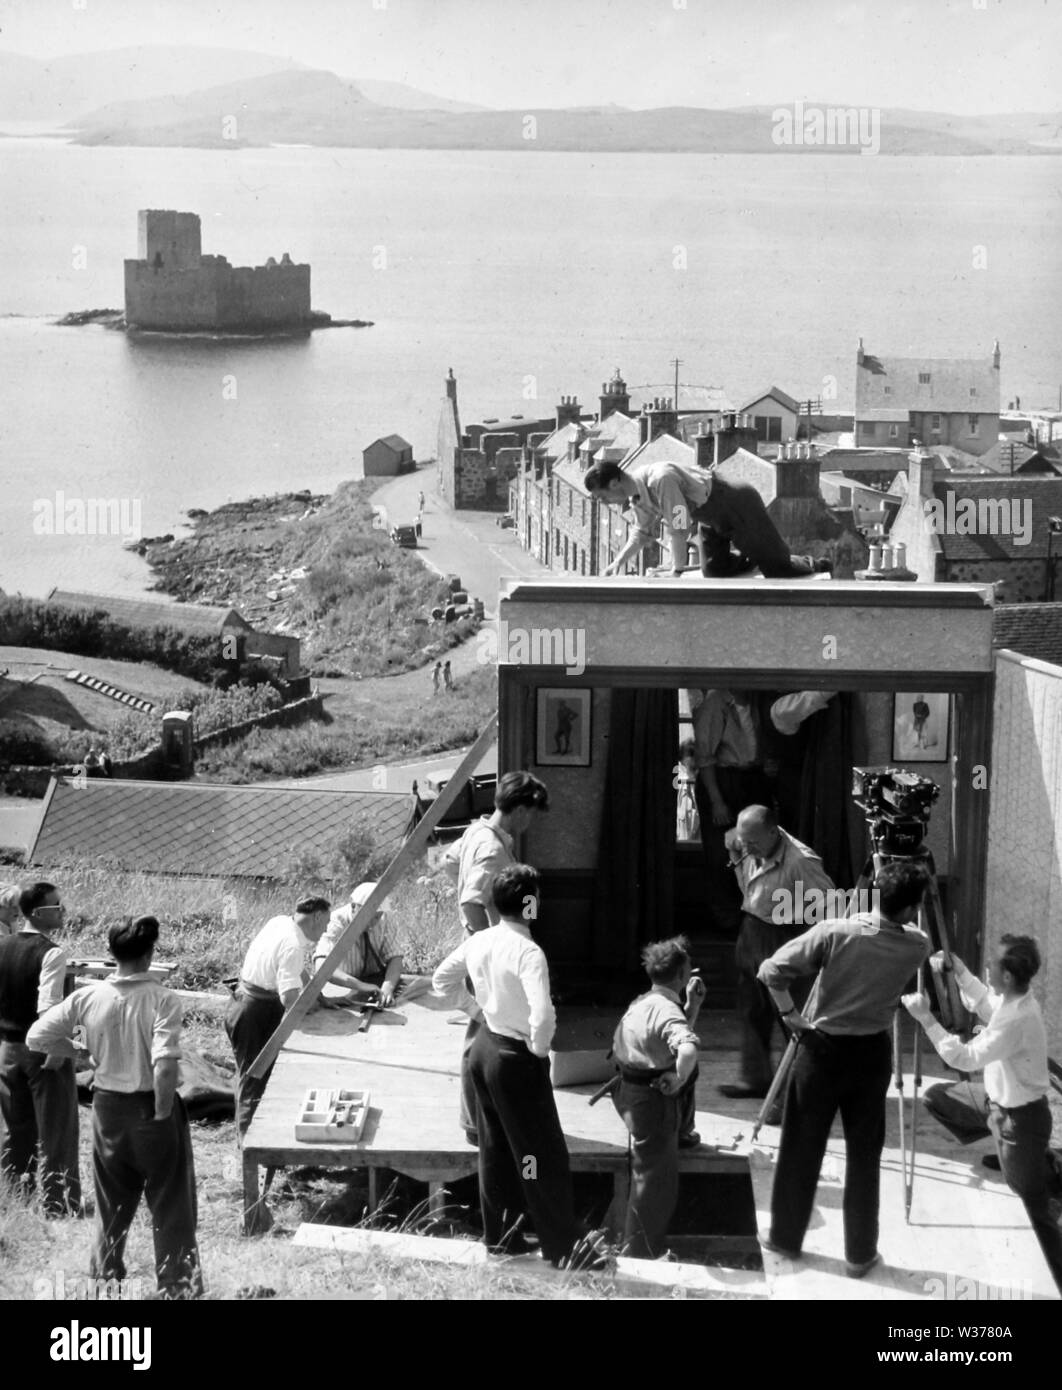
[247,713,497,1079]
[293,1222,768,1298]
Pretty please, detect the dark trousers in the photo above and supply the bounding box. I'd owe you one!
[693,767,773,934]
[613,1079,680,1259]
[90,1090,202,1296]
[0,1040,81,1216]
[224,991,283,1137]
[692,484,820,579]
[770,1029,891,1265]
[469,1025,578,1263]
[459,1016,481,1137]
[735,915,811,1092]
[925,1080,1062,1291]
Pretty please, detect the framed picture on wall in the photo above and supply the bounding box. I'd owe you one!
[892,693,950,762]
[536,688,592,767]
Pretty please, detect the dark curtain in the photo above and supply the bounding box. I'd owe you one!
[794,692,867,889]
[592,688,678,972]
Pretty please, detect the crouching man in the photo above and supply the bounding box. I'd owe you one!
[27,916,203,1298]
[611,936,706,1259]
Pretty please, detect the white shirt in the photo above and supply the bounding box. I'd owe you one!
[314,904,400,978]
[769,691,834,736]
[240,916,310,997]
[27,974,182,1093]
[925,969,1050,1108]
[432,919,556,1058]
[440,817,515,932]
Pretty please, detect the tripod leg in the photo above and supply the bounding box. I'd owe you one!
[752,1035,796,1141]
[907,1015,922,1221]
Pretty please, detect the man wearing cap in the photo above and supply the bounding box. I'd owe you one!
[439,771,550,1146]
[0,880,81,1216]
[583,459,828,579]
[313,882,406,1006]
[27,915,203,1298]
[225,896,333,1137]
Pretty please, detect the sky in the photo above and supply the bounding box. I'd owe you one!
[0,0,1060,114]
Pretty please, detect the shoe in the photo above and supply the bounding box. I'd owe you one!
[463,1129,479,1147]
[761,1106,783,1127]
[718,1083,768,1100]
[981,1154,1001,1172]
[846,1252,882,1279]
[813,558,834,575]
[758,1233,801,1261]
[678,1130,702,1150]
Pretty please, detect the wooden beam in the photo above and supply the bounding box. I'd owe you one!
[247,713,498,1079]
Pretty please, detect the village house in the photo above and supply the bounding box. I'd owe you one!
[362,434,414,477]
[854,339,1001,458]
[887,451,1062,603]
[437,369,555,510]
[738,385,802,448]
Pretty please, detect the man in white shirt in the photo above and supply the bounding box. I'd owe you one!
[0,880,81,1216]
[225,896,332,1137]
[439,770,550,1146]
[433,864,604,1270]
[27,915,203,1298]
[903,936,1062,1290]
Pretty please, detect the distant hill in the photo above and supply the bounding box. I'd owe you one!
[0,45,301,123]
[67,70,1062,153]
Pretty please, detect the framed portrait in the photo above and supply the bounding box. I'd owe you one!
[536,688,591,767]
[892,693,950,763]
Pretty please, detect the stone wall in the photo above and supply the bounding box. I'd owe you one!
[986,651,1062,1056]
[124,259,310,331]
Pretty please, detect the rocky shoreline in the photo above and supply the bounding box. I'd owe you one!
[55,308,374,334]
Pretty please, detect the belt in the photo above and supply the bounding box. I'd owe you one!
[237,980,282,1003]
[93,1088,155,1099]
[618,1065,668,1085]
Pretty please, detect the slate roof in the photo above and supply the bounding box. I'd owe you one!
[931,477,1062,562]
[47,590,249,636]
[29,779,418,880]
[739,385,801,414]
[369,435,412,453]
[993,604,1062,668]
[856,351,1000,416]
[816,447,911,478]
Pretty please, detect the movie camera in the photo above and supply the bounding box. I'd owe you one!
[852,765,940,856]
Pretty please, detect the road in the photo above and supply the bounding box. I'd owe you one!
[369,465,547,616]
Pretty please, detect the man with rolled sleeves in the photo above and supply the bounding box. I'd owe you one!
[439,771,549,1145]
[758,862,930,1278]
[719,805,834,1103]
[225,896,333,1137]
[0,880,81,1216]
[27,916,203,1298]
[611,937,706,1259]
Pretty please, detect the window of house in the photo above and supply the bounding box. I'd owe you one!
[968,415,979,436]
[931,414,941,430]
[754,415,769,440]
[581,497,587,526]
[568,487,573,517]
[563,535,569,568]
[889,423,899,439]
[919,372,931,385]
[768,417,782,443]
[883,385,892,396]
[969,388,977,398]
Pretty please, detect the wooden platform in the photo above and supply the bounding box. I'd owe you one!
[242,1002,1060,1300]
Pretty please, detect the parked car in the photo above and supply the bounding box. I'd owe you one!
[390,524,418,548]
[496,514,516,529]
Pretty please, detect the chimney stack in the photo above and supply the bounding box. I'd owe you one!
[445,367,458,402]
[555,394,582,429]
[857,337,865,366]
[599,367,630,422]
[908,445,937,503]
[710,411,759,467]
[992,339,1001,370]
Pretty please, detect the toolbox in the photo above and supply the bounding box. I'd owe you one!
[295,1088,372,1142]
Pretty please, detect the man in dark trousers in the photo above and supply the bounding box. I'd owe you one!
[758,862,930,1278]
[432,864,607,1270]
[611,936,706,1259]
[903,937,1062,1292]
[225,896,333,1137]
[0,880,81,1216]
[720,805,834,1104]
[584,458,829,579]
[27,916,203,1298]
[438,771,549,1146]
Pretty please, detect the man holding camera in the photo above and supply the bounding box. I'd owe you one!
[903,936,1062,1291]
[758,862,930,1278]
[611,936,706,1259]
